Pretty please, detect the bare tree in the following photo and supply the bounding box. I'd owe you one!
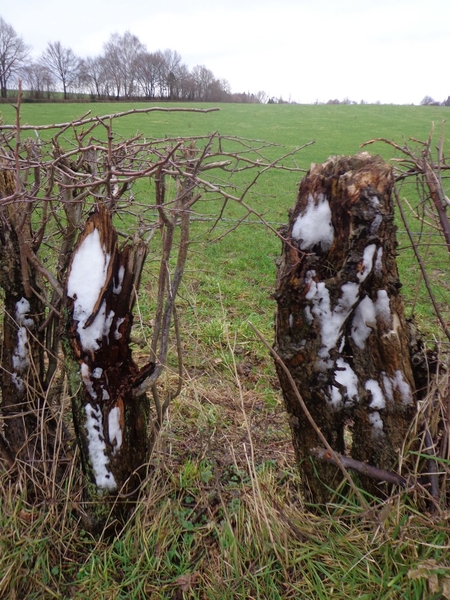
[133,49,190,100]
[162,49,182,99]
[176,64,196,100]
[78,56,107,98]
[153,49,171,98]
[0,17,30,98]
[102,31,145,99]
[255,90,269,104]
[192,65,216,101]
[134,51,162,99]
[40,41,80,99]
[420,95,437,106]
[20,62,55,99]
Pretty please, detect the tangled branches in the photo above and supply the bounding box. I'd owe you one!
[0,91,306,522]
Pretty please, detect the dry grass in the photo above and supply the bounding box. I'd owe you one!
[1,316,450,598]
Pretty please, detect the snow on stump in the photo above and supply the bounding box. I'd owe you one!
[65,206,152,518]
[274,153,416,504]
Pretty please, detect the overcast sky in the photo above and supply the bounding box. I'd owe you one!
[2,0,449,104]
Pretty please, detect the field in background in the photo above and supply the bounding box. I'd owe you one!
[1,102,450,598]
[3,101,447,331]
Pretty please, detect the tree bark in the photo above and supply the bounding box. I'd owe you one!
[274,153,416,504]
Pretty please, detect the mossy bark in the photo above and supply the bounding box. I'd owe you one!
[274,153,416,504]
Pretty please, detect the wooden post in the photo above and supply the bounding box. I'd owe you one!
[274,153,416,504]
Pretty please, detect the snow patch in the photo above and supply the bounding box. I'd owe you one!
[368,411,384,434]
[113,265,125,295]
[67,228,111,352]
[375,290,391,326]
[391,370,413,405]
[11,298,34,390]
[16,298,34,327]
[365,379,386,410]
[329,385,342,409]
[292,193,334,252]
[357,244,377,282]
[334,358,359,403]
[11,374,25,392]
[381,370,413,405]
[306,271,359,363]
[351,295,376,349]
[350,290,395,349]
[108,406,123,453]
[84,403,117,491]
[81,363,97,400]
[12,327,30,373]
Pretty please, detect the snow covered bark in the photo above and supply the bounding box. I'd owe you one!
[65,206,152,515]
[274,153,416,504]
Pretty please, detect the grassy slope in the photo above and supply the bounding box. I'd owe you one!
[1,102,449,599]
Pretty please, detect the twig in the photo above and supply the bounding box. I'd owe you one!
[393,185,450,341]
[310,447,407,487]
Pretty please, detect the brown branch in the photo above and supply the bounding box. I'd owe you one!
[310,447,407,487]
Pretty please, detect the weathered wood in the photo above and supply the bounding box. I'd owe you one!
[274,153,416,504]
[64,206,153,525]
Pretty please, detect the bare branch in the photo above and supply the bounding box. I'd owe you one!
[310,447,407,487]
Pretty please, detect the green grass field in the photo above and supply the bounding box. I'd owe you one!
[1,102,450,599]
[7,100,443,334]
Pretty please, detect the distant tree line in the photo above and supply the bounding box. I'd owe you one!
[0,16,268,103]
[317,97,450,106]
[420,95,450,107]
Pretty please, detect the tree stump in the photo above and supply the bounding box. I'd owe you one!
[274,153,416,504]
[65,206,153,526]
